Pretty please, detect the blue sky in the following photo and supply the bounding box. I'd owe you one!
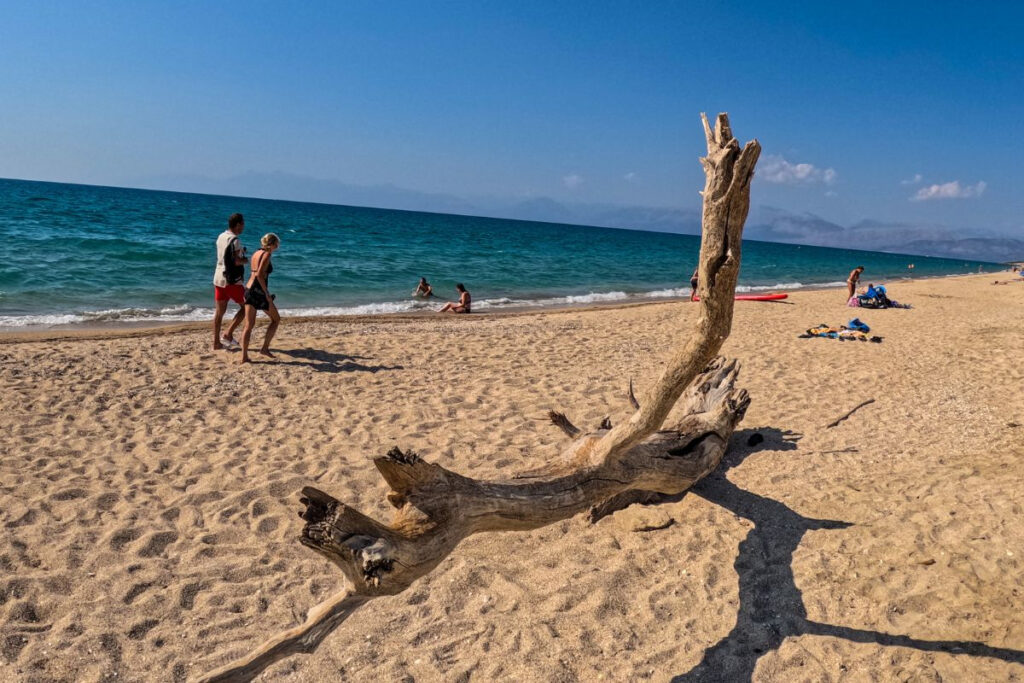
[1,1,1022,232]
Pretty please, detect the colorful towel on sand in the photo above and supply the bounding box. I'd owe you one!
[799,323,882,342]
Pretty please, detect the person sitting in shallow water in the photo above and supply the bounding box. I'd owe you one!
[438,283,471,314]
[412,277,433,297]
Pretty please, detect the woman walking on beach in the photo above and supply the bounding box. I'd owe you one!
[438,283,471,314]
[240,233,281,363]
[847,266,864,300]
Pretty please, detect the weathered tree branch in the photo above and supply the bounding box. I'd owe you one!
[196,113,760,683]
[825,398,876,429]
[198,590,368,682]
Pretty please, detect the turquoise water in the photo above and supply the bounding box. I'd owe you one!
[0,178,997,328]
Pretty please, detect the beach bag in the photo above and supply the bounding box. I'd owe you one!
[847,296,860,307]
[222,236,245,285]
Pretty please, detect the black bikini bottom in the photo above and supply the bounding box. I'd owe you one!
[245,285,270,311]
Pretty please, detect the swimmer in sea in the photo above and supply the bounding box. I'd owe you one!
[412,277,433,298]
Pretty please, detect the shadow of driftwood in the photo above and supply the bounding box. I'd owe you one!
[269,347,404,374]
[670,428,1024,681]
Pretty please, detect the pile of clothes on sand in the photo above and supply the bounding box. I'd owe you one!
[799,318,883,343]
[849,283,911,309]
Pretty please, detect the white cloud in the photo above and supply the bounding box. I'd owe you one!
[911,180,986,201]
[562,173,584,189]
[901,173,923,185]
[758,155,837,185]
[623,171,637,182]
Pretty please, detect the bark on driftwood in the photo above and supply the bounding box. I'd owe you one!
[198,113,760,683]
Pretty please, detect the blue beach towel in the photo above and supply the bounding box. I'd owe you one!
[846,318,869,333]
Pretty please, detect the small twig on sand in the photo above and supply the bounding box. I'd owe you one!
[825,399,875,429]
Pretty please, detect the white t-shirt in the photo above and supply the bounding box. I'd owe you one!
[213,230,244,287]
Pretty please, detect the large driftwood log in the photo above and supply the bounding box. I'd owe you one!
[198,113,760,683]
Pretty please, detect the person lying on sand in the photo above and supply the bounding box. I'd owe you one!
[438,283,471,314]
[412,277,433,297]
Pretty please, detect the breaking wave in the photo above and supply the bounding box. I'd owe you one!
[0,282,830,329]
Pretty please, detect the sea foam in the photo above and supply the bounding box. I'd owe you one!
[0,284,820,328]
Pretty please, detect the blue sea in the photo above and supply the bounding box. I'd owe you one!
[0,178,998,329]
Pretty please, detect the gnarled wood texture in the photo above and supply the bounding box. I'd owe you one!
[197,113,760,683]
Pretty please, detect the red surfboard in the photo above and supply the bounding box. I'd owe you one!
[691,293,788,302]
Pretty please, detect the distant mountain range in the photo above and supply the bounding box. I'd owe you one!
[743,208,1023,263]
[135,171,1023,263]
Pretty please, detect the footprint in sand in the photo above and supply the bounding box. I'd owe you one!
[136,531,178,557]
[256,516,279,534]
[95,492,119,512]
[109,527,142,551]
[2,634,27,662]
[267,480,296,498]
[127,619,158,640]
[123,582,153,605]
[8,600,41,624]
[51,488,89,501]
[99,632,121,663]
[179,582,202,610]
[5,508,37,529]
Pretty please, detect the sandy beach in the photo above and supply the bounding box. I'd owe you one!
[1,273,1022,682]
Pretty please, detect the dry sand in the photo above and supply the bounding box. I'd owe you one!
[1,273,1022,682]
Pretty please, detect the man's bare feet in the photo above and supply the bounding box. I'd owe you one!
[239,355,251,364]
[212,343,223,351]
[258,349,276,359]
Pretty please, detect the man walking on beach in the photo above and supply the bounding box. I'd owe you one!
[213,213,247,350]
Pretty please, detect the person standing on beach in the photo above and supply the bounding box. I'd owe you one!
[240,233,281,363]
[212,213,247,350]
[689,267,699,302]
[847,266,864,300]
[438,283,471,313]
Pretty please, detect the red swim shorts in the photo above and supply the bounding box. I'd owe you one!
[214,284,245,305]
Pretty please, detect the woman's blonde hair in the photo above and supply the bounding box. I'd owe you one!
[261,233,280,249]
